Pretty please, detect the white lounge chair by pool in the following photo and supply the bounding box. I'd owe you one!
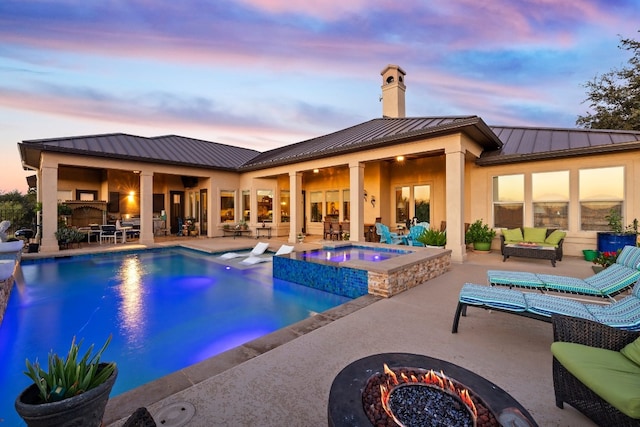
[239,244,295,265]
[219,241,270,260]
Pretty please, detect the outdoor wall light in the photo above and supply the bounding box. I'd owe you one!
[371,196,376,207]
[396,155,405,161]
[313,168,319,173]
[364,189,368,202]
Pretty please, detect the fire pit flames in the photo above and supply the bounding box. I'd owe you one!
[363,364,499,427]
[380,363,477,425]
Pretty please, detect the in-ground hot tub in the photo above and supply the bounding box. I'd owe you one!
[273,243,451,298]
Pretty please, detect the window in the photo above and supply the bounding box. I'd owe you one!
[257,190,273,223]
[326,190,339,216]
[414,185,430,223]
[493,175,524,228]
[77,190,98,201]
[395,187,409,224]
[580,166,624,231]
[310,191,323,222]
[187,191,200,222]
[343,189,350,221]
[220,190,235,222]
[532,171,568,229]
[242,190,250,222]
[280,190,290,223]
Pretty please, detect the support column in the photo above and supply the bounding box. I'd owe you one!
[139,171,154,245]
[349,162,365,242]
[445,146,467,263]
[289,172,303,244]
[40,164,59,252]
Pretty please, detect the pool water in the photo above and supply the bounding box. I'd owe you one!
[0,248,350,426]
[299,246,410,263]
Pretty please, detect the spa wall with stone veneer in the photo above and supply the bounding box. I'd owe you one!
[0,276,14,325]
[368,250,451,298]
[274,246,451,299]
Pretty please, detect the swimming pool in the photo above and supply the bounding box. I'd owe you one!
[0,248,350,426]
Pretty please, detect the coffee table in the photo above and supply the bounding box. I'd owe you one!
[503,243,557,267]
[328,352,537,426]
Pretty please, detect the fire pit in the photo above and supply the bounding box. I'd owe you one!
[328,353,537,427]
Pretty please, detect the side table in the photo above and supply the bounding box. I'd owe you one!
[255,226,272,239]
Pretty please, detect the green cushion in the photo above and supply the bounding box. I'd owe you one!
[502,228,523,242]
[523,227,547,243]
[552,342,640,418]
[544,230,566,246]
[622,337,640,366]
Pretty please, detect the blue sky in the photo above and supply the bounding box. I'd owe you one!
[1,0,638,193]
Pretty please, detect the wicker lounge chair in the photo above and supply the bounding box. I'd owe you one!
[551,314,640,426]
[487,245,640,299]
[451,280,640,333]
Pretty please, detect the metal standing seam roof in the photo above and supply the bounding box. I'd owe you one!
[239,116,502,170]
[480,126,640,165]
[19,133,260,171]
[18,119,640,173]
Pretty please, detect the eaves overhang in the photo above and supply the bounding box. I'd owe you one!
[18,141,240,173]
[477,140,640,166]
[239,117,502,172]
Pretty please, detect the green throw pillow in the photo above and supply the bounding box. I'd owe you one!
[523,227,547,243]
[545,230,566,246]
[621,337,640,366]
[502,228,523,242]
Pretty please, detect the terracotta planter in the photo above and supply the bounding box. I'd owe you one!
[15,364,117,427]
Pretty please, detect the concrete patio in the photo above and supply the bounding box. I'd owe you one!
[27,236,598,426]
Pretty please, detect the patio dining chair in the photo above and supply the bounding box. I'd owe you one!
[323,221,333,240]
[100,225,123,244]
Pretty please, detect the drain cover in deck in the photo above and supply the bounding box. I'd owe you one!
[155,402,195,426]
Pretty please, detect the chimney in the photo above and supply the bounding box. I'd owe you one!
[380,64,406,118]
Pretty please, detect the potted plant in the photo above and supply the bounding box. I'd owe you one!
[465,219,496,252]
[592,249,621,273]
[54,226,86,249]
[15,335,117,427]
[416,229,446,247]
[297,233,305,243]
[597,208,638,253]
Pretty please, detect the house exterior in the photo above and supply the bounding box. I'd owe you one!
[18,65,640,262]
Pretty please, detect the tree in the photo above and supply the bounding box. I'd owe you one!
[0,190,37,230]
[576,32,640,130]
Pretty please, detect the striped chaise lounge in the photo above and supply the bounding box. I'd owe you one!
[451,280,640,333]
[486,245,640,299]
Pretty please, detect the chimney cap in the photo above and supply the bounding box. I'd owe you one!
[380,64,406,76]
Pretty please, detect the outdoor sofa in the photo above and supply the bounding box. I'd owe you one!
[500,227,566,261]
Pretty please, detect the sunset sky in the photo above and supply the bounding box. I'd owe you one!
[1,1,638,193]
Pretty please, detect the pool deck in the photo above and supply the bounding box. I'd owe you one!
[24,236,597,426]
